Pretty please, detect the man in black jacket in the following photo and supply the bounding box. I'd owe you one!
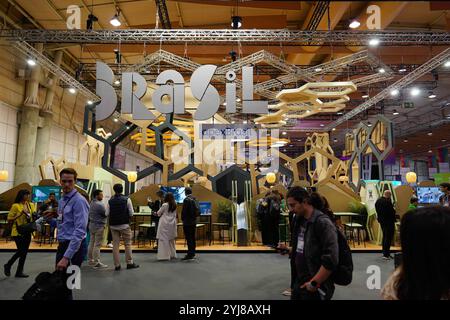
[181,187,199,260]
[375,190,396,260]
[148,190,164,249]
[279,187,339,300]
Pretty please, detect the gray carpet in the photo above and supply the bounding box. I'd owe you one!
[0,252,395,300]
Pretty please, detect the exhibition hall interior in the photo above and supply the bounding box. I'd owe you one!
[0,0,449,301]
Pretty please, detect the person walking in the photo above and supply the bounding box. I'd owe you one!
[375,190,397,260]
[278,187,339,301]
[381,206,450,300]
[181,187,199,261]
[3,189,36,278]
[87,189,108,269]
[156,192,178,261]
[42,168,89,299]
[106,184,139,271]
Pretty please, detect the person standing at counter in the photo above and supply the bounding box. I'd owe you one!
[3,189,36,278]
[148,190,164,249]
[155,192,178,261]
[439,183,450,207]
[375,190,396,260]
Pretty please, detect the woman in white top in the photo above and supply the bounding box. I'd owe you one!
[156,192,178,260]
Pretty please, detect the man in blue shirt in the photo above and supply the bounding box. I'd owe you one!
[44,168,89,298]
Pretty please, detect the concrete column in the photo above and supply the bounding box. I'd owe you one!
[14,43,43,185]
[33,50,63,182]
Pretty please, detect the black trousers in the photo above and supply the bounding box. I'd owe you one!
[55,240,87,300]
[7,234,31,275]
[183,224,196,257]
[381,222,395,257]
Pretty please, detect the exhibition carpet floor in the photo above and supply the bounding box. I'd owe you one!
[0,252,394,300]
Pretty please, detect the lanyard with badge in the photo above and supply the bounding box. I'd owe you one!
[58,192,77,223]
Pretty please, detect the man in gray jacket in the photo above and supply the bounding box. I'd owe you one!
[87,189,108,269]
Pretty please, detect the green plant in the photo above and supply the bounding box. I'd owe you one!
[217,200,232,224]
[348,200,368,216]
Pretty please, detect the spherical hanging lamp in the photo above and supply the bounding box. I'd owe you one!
[405,171,417,184]
[127,171,137,183]
[0,170,8,182]
[266,172,276,184]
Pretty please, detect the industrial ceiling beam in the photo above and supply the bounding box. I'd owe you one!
[2,29,449,45]
[324,47,450,131]
[155,0,172,29]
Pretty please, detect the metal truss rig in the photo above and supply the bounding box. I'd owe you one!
[324,47,450,131]
[2,29,450,45]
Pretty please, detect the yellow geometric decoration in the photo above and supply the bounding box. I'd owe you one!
[254,82,357,128]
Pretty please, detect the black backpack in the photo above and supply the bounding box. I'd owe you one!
[315,215,353,286]
[22,271,71,300]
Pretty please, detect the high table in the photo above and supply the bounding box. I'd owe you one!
[132,212,153,242]
[334,212,363,245]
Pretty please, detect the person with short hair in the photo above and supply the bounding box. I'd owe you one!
[148,190,164,249]
[375,190,397,260]
[439,182,450,207]
[3,189,36,278]
[42,168,89,299]
[278,187,339,300]
[106,184,139,271]
[87,189,108,269]
[156,192,178,261]
[381,206,450,300]
[181,187,199,260]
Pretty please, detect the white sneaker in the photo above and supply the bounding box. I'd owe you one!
[93,262,108,269]
[282,289,292,296]
[88,260,97,266]
[107,243,113,248]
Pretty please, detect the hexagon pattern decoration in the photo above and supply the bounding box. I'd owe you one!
[254,82,357,128]
[346,115,394,192]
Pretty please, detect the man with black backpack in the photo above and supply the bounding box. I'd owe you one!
[279,187,353,300]
[181,187,200,261]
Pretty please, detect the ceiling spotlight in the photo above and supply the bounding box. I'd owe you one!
[332,127,336,131]
[442,139,447,142]
[390,89,399,96]
[223,102,227,106]
[236,98,241,102]
[114,80,121,85]
[243,120,248,124]
[410,87,420,97]
[231,121,235,124]
[113,118,119,122]
[369,38,380,47]
[349,19,360,29]
[417,144,421,147]
[403,139,408,143]
[68,88,76,94]
[367,121,372,127]
[392,109,399,115]
[87,100,93,105]
[428,149,433,153]
[282,131,287,135]
[231,16,242,29]
[337,111,343,115]
[333,138,338,142]
[110,10,121,27]
[398,65,407,73]
[314,67,322,72]
[320,124,324,127]
[427,131,433,136]
[444,60,450,67]
[27,59,36,66]
[362,93,369,99]
[428,91,436,99]
[378,68,386,74]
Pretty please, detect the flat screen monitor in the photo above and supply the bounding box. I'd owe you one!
[160,187,186,203]
[417,187,442,204]
[199,202,212,215]
[31,186,62,203]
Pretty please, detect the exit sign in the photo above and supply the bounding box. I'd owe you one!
[402,101,414,109]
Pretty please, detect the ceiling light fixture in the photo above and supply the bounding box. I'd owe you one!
[243,120,248,124]
[349,19,360,29]
[369,38,380,47]
[333,138,338,142]
[87,100,93,105]
[282,131,287,135]
[314,67,322,72]
[362,92,369,99]
[113,118,119,122]
[403,139,408,143]
[68,88,76,94]
[110,9,121,27]
[390,89,399,96]
[392,109,399,115]
[398,65,407,73]
[410,87,420,97]
[378,68,385,74]
[231,16,242,29]
[27,59,36,66]
[114,80,120,85]
[367,121,372,127]
[442,139,447,142]
[427,130,433,136]
[444,60,450,67]
[428,91,436,99]
[332,127,336,131]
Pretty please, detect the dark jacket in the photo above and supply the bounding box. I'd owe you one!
[108,195,130,226]
[290,209,339,300]
[181,195,198,226]
[375,197,396,225]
